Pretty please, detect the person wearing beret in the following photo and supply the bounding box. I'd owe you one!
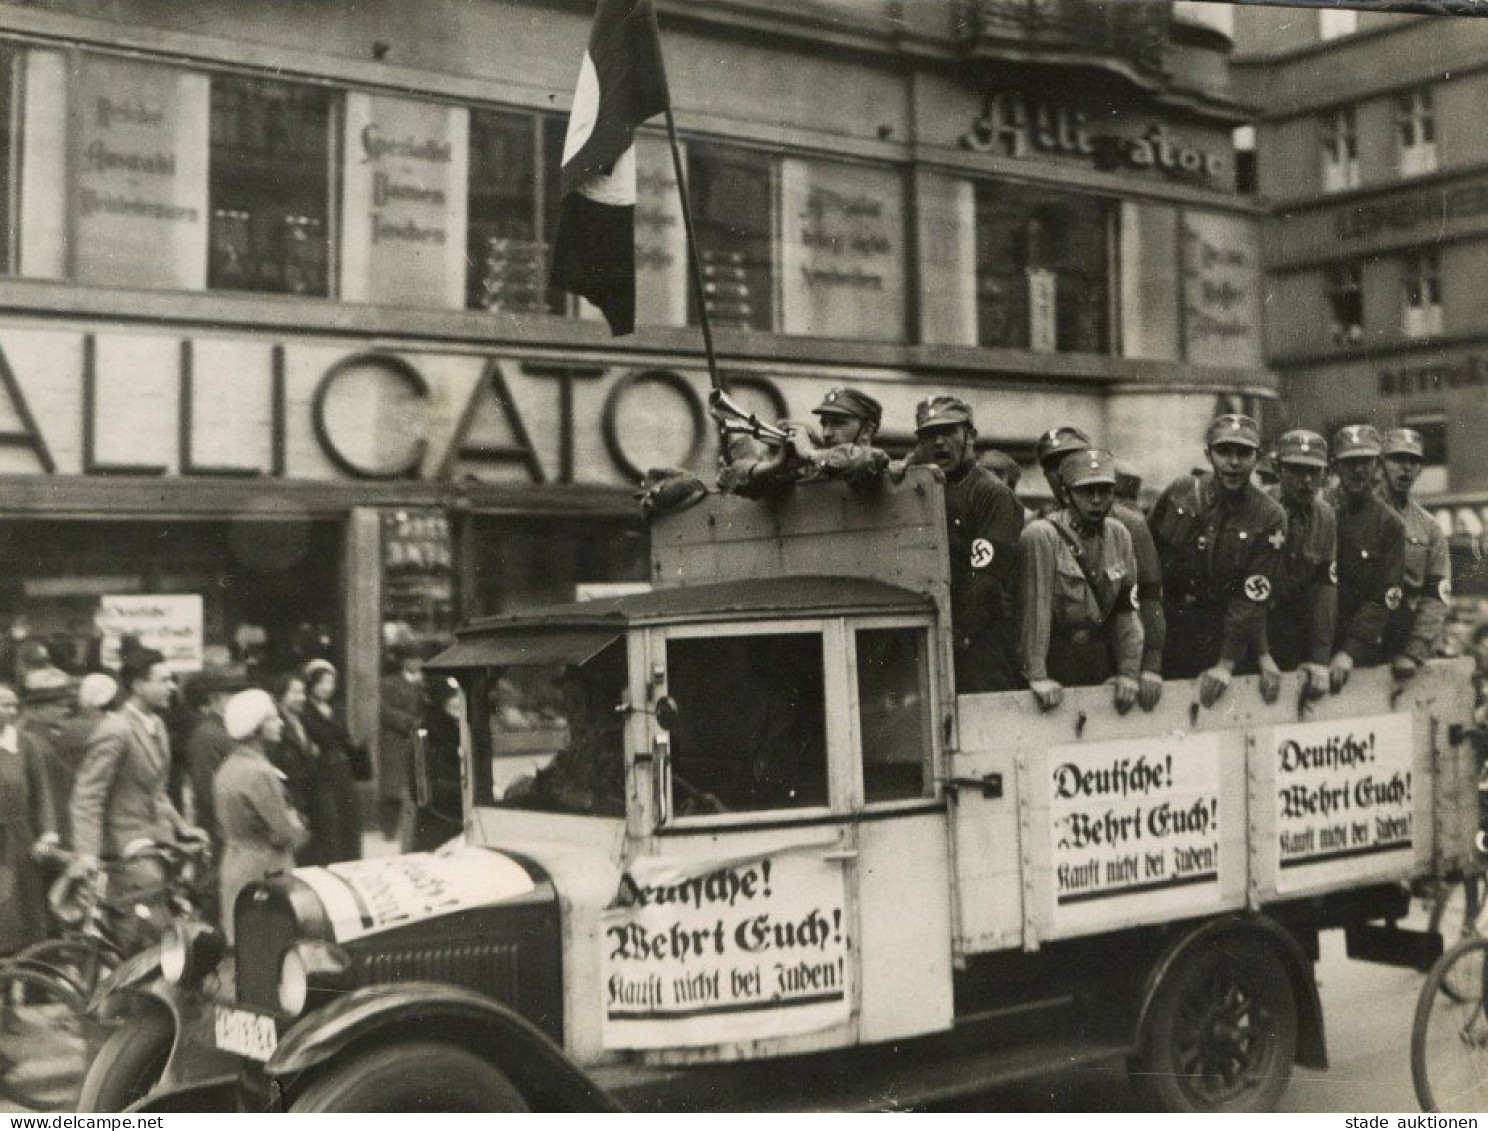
[1018,450,1142,714]
[213,689,309,942]
[1378,427,1452,680]
[1325,424,1407,692]
[721,386,884,498]
[1149,414,1287,708]
[913,395,1025,694]
[1264,430,1338,702]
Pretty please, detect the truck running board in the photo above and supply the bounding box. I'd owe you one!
[1345,922,1444,971]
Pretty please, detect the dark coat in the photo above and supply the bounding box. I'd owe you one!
[0,729,57,954]
[301,701,363,865]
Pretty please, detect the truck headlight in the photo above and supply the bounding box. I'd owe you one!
[277,941,352,1017]
[160,921,225,989]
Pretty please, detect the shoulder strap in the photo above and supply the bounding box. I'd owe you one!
[1049,515,1102,599]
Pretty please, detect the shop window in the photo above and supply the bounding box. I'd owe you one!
[974,182,1112,354]
[467,109,545,314]
[209,75,332,296]
[666,631,827,813]
[1318,8,1358,39]
[1396,89,1437,178]
[1325,262,1364,345]
[1402,249,1442,338]
[688,144,774,331]
[463,515,648,619]
[856,627,932,804]
[1320,107,1359,193]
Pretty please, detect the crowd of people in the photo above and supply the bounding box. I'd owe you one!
[0,636,458,956]
[721,387,1465,717]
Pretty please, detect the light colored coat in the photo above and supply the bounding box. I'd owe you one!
[70,705,183,861]
[214,742,309,941]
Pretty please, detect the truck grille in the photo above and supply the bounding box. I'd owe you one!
[355,938,522,1001]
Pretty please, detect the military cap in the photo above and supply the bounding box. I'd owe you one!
[811,387,882,429]
[1060,448,1117,488]
[1381,427,1426,459]
[1273,429,1329,469]
[1036,425,1092,468]
[1332,423,1383,460]
[914,395,974,433]
[1205,414,1262,450]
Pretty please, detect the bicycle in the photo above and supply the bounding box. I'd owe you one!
[1411,934,1488,1112]
[0,839,212,1112]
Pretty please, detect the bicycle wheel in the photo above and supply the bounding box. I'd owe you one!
[0,965,92,1112]
[1412,936,1488,1112]
[1429,875,1486,1003]
[8,938,111,1001]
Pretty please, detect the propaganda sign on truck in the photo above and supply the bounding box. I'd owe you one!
[601,852,851,1049]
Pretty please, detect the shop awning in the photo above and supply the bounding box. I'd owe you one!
[426,631,621,671]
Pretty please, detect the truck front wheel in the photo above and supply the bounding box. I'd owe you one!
[78,1008,172,1112]
[288,1041,530,1112]
[1130,936,1297,1112]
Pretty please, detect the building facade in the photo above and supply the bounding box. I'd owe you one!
[0,0,1268,772]
[1233,6,1488,585]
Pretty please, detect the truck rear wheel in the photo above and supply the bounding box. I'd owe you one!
[1130,936,1297,1112]
[288,1041,530,1112]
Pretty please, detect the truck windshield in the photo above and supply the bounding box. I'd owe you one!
[485,640,627,818]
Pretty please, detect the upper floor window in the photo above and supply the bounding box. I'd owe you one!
[1402,249,1442,338]
[1326,262,1363,345]
[975,182,1113,354]
[1396,89,1437,178]
[209,75,332,296]
[688,144,775,332]
[1318,8,1358,39]
[1321,107,1360,193]
[467,108,559,316]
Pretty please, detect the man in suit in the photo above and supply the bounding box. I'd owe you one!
[69,648,208,946]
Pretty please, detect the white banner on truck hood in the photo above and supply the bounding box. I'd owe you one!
[294,847,535,943]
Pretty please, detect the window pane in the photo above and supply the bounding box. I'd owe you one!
[688,144,774,331]
[666,633,826,812]
[467,108,539,312]
[856,628,931,803]
[975,182,1112,353]
[209,75,330,296]
[540,115,569,315]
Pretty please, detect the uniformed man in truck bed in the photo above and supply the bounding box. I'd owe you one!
[720,386,884,498]
[1018,449,1142,714]
[1378,426,1450,681]
[1149,414,1286,708]
[1038,426,1166,710]
[913,395,1024,693]
[1265,429,1337,700]
[1327,424,1407,693]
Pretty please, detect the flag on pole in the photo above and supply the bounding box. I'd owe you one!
[549,0,670,336]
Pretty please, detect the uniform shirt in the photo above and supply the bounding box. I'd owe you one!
[1380,490,1451,664]
[1150,473,1286,666]
[1263,487,1338,668]
[1112,501,1165,675]
[944,461,1025,691]
[1018,513,1142,683]
[1327,487,1406,663]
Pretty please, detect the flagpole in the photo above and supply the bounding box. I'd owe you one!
[647,3,723,400]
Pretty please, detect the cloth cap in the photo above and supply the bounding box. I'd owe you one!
[1061,448,1117,488]
[23,666,74,705]
[1333,423,1383,460]
[811,387,882,429]
[1037,426,1092,467]
[1381,427,1426,459]
[224,688,278,742]
[914,395,973,433]
[77,673,118,710]
[1206,414,1262,450]
[1273,429,1329,469]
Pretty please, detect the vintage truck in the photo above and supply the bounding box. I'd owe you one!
[81,469,1478,1112]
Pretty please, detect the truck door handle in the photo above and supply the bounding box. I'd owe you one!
[944,774,1004,799]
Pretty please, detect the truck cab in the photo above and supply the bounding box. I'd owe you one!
[83,469,1479,1113]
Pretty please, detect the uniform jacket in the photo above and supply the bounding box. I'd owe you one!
[944,462,1025,692]
[70,704,185,861]
[214,743,309,941]
[1112,502,1165,675]
[1018,513,1142,683]
[1150,473,1286,667]
[1380,491,1451,663]
[1264,487,1338,668]
[1327,487,1406,663]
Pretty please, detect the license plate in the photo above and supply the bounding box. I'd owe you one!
[214,1005,277,1061]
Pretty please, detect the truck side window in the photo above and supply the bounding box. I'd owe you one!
[856,628,933,803]
[666,632,828,813]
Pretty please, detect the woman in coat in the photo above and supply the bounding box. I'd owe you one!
[299,660,363,865]
[213,689,309,942]
[0,682,58,956]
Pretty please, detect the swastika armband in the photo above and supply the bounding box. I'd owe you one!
[1243,574,1272,602]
